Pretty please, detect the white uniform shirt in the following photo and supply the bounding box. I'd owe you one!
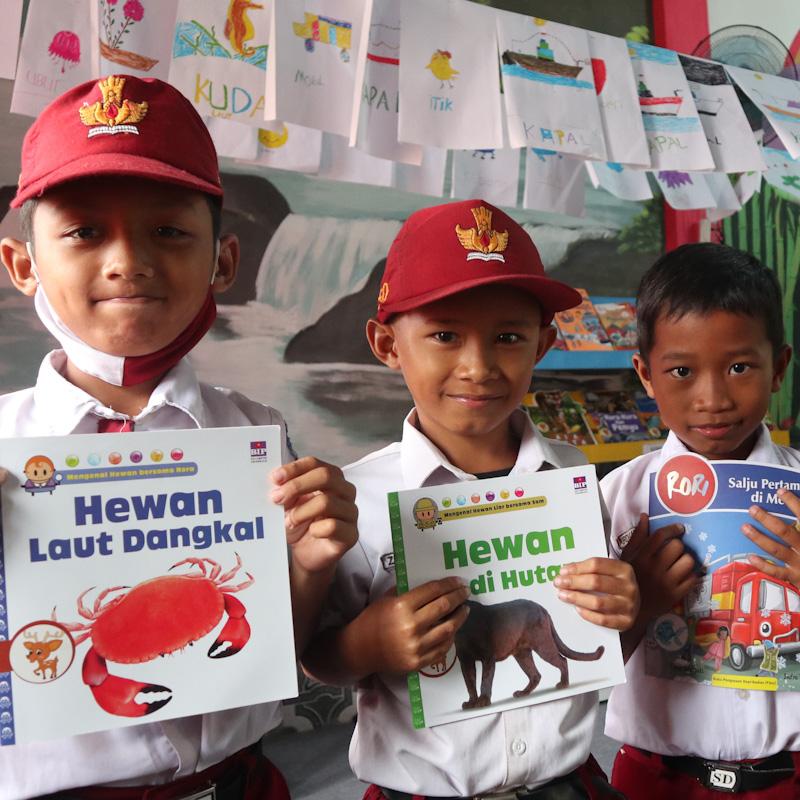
[603,424,800,760]
[329,408,600,797]
[0,351,291,800]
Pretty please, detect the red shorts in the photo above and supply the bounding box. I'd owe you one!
[41,744,290,800]
[611,745,800,799]
[364,754,624,799]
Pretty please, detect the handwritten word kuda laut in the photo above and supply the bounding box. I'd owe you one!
[441,527,576,595]
[28,489,266,563]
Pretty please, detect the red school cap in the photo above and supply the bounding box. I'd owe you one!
[376,199,581,324]
[11,74,222,208]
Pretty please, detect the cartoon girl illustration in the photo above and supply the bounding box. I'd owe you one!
[702,625,730,672]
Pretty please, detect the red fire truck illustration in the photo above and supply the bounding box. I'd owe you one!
[691,558,800,671]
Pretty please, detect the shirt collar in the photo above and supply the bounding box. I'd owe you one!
[659,422,778,464]
[399,407,560,488]
[32,350,207,434]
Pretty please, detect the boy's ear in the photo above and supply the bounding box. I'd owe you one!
[366,318,401,370]
[632,352,656,399]
[771,344,792,392]
[1,237,37,296]
[534,325,557,364]
[210,233,239,294]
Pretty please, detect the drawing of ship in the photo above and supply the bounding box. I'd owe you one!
[501,36,582,79]
[638,79,683,115]
[695,96,723,116]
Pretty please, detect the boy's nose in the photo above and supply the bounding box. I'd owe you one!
[694,374,735,412]
[101,239,155,280]
[458,341,498,381]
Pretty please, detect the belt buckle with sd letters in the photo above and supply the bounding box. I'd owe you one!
[704,763,740,793]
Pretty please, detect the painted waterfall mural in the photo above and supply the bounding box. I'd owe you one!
[0,164,659,466]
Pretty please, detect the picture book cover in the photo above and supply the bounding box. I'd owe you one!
[581,390,649,444]
[523,391,595,447]
[644,453,800,692]
[0,426,297,746]
[594,301,638,350]
[554,289,614,351]
[389,466,625,728]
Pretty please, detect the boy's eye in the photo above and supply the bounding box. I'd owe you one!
[156,226,187,238]
[67,226,97,240]
[432,331,457,343]
[497,333,522,344]
[730,363,750,375]
[669,366,691,378]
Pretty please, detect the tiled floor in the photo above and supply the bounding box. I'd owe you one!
[265,702,620,800]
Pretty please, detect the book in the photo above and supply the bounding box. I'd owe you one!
[644,453,800,691]
[554,289,614,351]
[0,426,297,745]
[388,466,625,728]
[523,391,596,446]
[594,301,638,350]
[581,390,649,444]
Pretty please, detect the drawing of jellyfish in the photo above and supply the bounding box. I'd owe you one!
[48,31,81,74]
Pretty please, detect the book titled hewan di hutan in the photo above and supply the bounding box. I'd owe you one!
[389,465,625,728]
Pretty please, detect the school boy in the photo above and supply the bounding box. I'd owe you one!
[303,199,639,800]
[601,243,800,798]
[0,75,358,800]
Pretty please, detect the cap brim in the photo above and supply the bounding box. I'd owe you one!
[11,152,223,208]
[378,273,582,324]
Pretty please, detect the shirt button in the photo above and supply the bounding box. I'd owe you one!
[511,738,527,756]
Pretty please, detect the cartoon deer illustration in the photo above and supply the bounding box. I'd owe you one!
[23,629,64,680]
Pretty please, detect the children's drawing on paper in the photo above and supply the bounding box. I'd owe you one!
[677,54,764,173]
[726,66,800,160]
[587,31,650,167]
[398,0,502,150]
[351,1,421,165]
[173,8,267,68]
[99,0,158,71]
[48,31,81,74]
[627,41,713,170]
[426,49,459,89]
[292,11,352,62]
[497,13,605,159]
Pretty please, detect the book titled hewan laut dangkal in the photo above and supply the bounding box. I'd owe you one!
[389,466,625,728]
[645,453,800,692]
[0,426,297,746]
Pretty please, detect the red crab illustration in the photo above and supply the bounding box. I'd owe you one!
[56,555,254,717]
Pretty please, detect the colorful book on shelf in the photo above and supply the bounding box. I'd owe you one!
[389,468,625,728]
[554,289,614,351]
[643,454,800,692]
[634,393,669,440]
[523,390,595,446]
[580,390,649,444]
[594,301,637,350]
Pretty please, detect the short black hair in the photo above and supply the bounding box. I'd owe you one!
[20,192,223,245]
[636,243,785,361]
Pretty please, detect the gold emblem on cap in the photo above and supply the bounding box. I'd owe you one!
[78,76,148,138]
[455,206,508,262]
[378,282,390,304]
